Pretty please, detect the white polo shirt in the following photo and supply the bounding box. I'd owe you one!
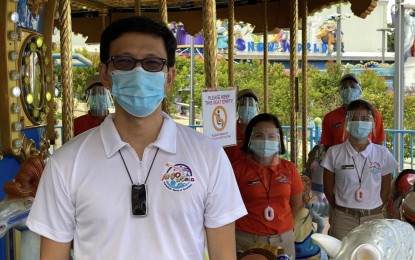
[27,113,247,259]
[321,139,398,209]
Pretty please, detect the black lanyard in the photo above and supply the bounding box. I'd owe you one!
[352,156,367,188]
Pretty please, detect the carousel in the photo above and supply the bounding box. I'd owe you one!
[0,0,399,259]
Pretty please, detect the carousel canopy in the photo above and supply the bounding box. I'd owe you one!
[68,0,378,43]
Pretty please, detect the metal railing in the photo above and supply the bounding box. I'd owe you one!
[52,125,415,170]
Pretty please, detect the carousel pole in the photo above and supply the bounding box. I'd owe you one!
[159,0,168,23]
[228,0,235,87]
[202,0,218,89]
[263,0,269,113]
[159,0,169,113]
[301,0,308,170]
[289,0,298,164]
[59,0,74,143]
[135,0,142,16]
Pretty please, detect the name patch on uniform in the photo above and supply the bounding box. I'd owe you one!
[341,165,355,169]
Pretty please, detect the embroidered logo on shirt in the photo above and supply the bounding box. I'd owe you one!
[276,172,290,183]
[161,163,194,191]
[369,161,382,175]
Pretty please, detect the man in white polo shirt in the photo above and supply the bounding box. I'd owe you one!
[27,16,247,259]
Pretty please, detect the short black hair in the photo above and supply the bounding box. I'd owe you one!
[347,99,374,117]
[100,16,177,67]
[240,113,286,155]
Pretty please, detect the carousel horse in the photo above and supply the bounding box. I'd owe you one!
[385,169,415,220]
[302,144,329,233]
[0,155,45,260]
[294,175,321,260]
[311,219,415,260]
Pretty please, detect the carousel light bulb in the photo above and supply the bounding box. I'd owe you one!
[9,51,18,61]
[12,86,21,97]
[55,87,59,97]
[13,139,22,149]
[12,122,22,131]
[46,92,52,101]
[10,70,19,80]
[26,94,34,104]
[11,103,20,114]
[8,30,18,41]
[10,12,19,23]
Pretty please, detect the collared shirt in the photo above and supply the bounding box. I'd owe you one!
[233,157,304,235]
[321,139,398,209]
[27,113,247,259]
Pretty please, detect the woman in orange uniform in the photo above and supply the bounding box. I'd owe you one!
[233,113,304,259]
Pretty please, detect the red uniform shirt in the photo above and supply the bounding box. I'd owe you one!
[321,106,385,146]
[233,157,304,235]
[224,127,246,164]
[74,112,102,136]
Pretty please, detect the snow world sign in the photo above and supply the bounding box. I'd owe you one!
[235,38,334,53]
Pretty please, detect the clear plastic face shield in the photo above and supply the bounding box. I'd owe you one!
[237,96,259,125]
[248,127,280,161]
[344,110,375,141]
[339,79,362,105]
[86,85,114,116]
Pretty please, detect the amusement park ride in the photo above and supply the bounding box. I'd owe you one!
[3,0,415,260]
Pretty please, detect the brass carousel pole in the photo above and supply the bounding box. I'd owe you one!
[228,0,235,87]
[159,0,168,23]
[289,0,298,164]
[202,0,218,88]
[301,0,308,170]
[135,0,142,16]
[263,0,269,113]
[159,0,169,113]
[59,0,74,143]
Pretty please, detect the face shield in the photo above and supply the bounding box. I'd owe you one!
[248,127,280,161]
[344,110,374,141]
[86,85,113,116]
[237,96,259,125]
[339,80,362,105]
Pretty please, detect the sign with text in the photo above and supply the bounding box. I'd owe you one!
[202,88,236,147]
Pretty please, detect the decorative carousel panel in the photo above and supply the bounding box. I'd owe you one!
[18,31,52,127]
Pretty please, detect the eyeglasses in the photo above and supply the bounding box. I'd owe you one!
[106,56,167,72]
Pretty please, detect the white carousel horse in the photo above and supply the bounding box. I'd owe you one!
[311,219,415,260]
[0,155,45,260]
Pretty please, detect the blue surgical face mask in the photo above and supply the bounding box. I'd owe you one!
[111,67,166,117]
[340,87,362,105]
[347,121,373,140]
[249,139,280,158]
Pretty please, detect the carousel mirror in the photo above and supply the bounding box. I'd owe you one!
[20,35,49,125]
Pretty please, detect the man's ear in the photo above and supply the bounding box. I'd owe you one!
[99,63,111,90]
[165,66,176,93]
